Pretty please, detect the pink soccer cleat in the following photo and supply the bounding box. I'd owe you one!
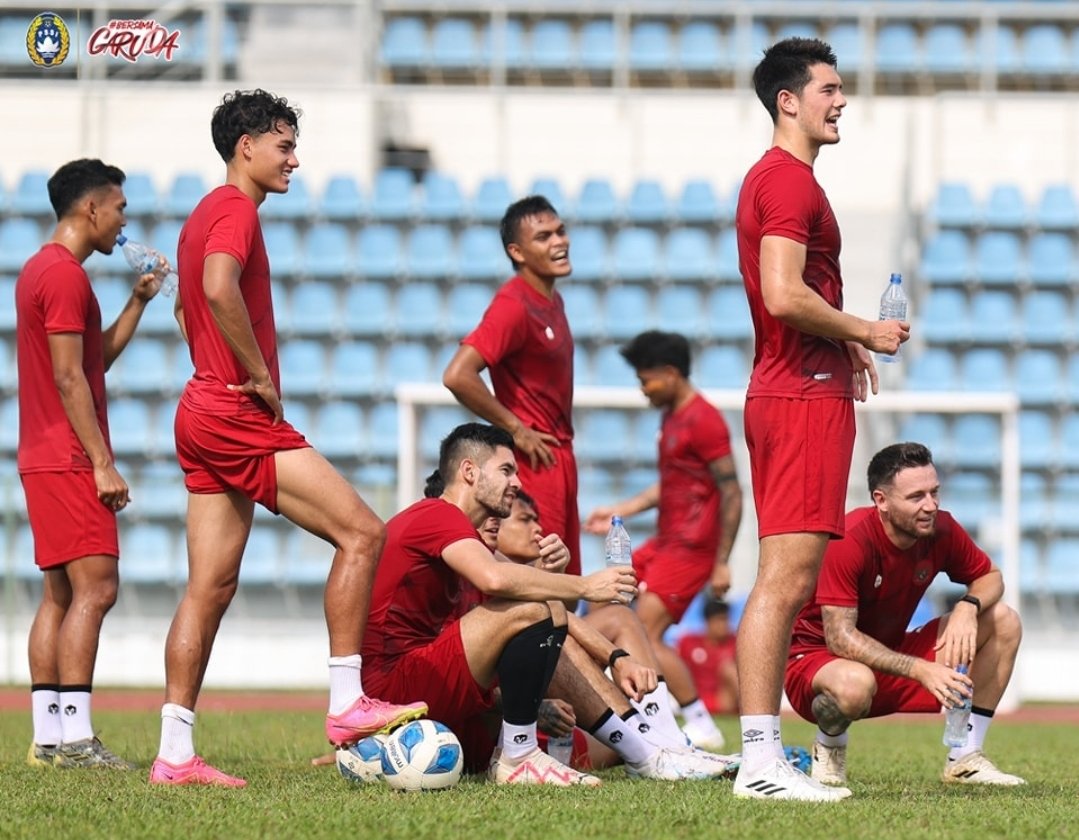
[149,755,247,788]
[325,695,428,747]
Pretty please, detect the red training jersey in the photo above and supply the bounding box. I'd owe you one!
[176,185,280,415]
[362,498,483,668]
[15,243,111,472]
[790,506,992,656]
[655,392,732,554]
[677,632,737,714]
[736,146,852,398]
[462,276,574,442]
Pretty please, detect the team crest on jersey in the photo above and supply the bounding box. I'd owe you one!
[27,12,70,67]
[544,325,555,340]
[913,562,932,584]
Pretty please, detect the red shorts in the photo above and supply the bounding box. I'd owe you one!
[517,444,580,576]
[633,538,713,622]
[537,728,594,771]
[20,471,119,569]
[744,396,855,539]
[175,401,310,513]
[784,618,942,721]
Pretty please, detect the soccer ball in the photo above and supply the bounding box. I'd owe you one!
[380,719,463,792]
[784,744,812,774]
[337,734,387,784]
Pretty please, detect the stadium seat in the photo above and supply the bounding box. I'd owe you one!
[1019,472,1051,533]
[92,278,133,324]
[677,21,724,74]
[341,282,392,336]
[0,337,13,391]
[1044,538,1079,595]
[943,472,996,526]
[279,340,328,396]
[625,179,670,225]
[419,405,471,459]
[112,340,170,395]
[920,230,972,286]
[706,287,752,341]
[108,399,153,456]
[951,414,1001,468]
[289,281,339,336]
[458,225,507,282]
[629,20,673,73]
[281,529,336,586]
[1058,413,1079,469]
[959,347,1011,392]
[163,172,207,217]
[394,282,443,338]
[240,528,283,587]
[121,524,176,585]
[314,401,365,459]
[0,398,18,453]
[261,175,312,220]
[319,174,365,221]
[696,345,748,390]
[927,183,979,229]
[1034,184,1079,231]
[656,285,705,340]
[420,172,466,221]
[170,347,193,392]
[876,23,920,74]
[611,227,661,283]
[261,222,301,278]
[303,222,352,279]
[1028,232,1076,287]
[967,291,1018,345]
[150,219,183,269]
[135,460,186,519]
[592,344,638,388]
[380,16,428,68]
[715,227,740,282]
[430,18,479,70]
[905,349,958,392]
[355,224,403,281]
[921,288,969,344]
[924,23,974,75]
[578,409,632,462]
[10,169,52,216]
[122,171,159,217]
[573,344,592,386]
[382,342,433,388]
[675,179,726,224]
[483,18,527,71]
[560,285,601,340]
[575,178,620,223]
[445,282,492,337]
[984,25,1022,76]
[471,176,514,223]
[369,167,416,221]
[603,286,652,340]
[404,224,456,280]
[733,20,770,70]
[1022,24,1068,75]
[567,226,608,283]
[1051,474,1079,533]
[0,218,41,272]
[1014,349,1065,405]
[898,414,951,463]
[367,401,399,458]
[665,228,715,283]
[973,232,1024,285]
[1020,291,1072,345]
[329,341,379,397]
[529,19,575,71]
[983,183,1028,229]
[578,19,616,72]
[528,177,572,218]
[1019,410,1056,470]
[826,22,864,74]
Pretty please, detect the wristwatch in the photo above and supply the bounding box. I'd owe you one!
[959,594,981,614]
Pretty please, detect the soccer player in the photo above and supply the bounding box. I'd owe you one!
[150,89,424,787]
[443,195,582,576]
[584,329,741,751]
[732,38,909,801]
[786,443,1025,787]
[17,158,164,769]
[677,598,739,716]
[362,422,728,784]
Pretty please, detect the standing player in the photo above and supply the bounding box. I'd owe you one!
[584,330,741,751]
[17,158,162,769]
[443,195,582,576]
[785,443,1024,787]
[732,38,909,801]
[150,89,424,787]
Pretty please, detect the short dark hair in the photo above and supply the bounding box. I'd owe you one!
[499,195,559,268]
[867,442,934,494]
[753,38,838,123]
[703,598,731,620]
[438,422,515,483]
[47,159,126,220]
[211,89,301,163]
[619,330,691,377]
[423,469,445,499]
[513,488,540,520]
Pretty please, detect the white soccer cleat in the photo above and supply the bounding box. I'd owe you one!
[941,751,1026,786]
[626,746,728,781]
[682,719,726,752]
[733,757,853,801]
[811,741,848,786]
[487,747,602,787]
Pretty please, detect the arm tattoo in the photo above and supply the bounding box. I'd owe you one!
[708,463,738,485]
[822,606,918,678]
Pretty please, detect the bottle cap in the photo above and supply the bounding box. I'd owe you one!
[956,663,968,675]
[116,234,128,246]
[890,273,902,283]
[611,516,623,526]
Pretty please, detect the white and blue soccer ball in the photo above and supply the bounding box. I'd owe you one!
[380,719,463,792]
[337,734,387,784]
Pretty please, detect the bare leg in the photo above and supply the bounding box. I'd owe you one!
[583,604,660,669]
[56,555,119,684]
[809,659,877,734]
[28,569,73,684]
[943,602,1022,710]
[635,591,696,703]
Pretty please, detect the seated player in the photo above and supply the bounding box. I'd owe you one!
[362,422,728,784]
[677,598,739,715]
[785,442,1025,787]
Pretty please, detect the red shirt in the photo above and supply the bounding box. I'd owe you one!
[736,147,852,398]
[462,276,574,442]
[677,632,737,714]
[790,507,992,656]
[176,185,280,415]
[656,393,732,553]
[15,243,110,472]
[362,498,483,668]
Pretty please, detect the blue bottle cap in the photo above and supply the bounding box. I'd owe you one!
[611,516,623,526]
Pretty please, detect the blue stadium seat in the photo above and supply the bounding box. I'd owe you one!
[320,175,365,221]
[329,341,379,398]
[150,219,183,270]
[304,222,352,279]
[560,286,601,340]
[163,172,207,217]
[0,337,13,391]
[1044,538,1079,595]
[567,226,608,283]
[984,25,1022,76]
[369,167,416,221]
[983,183,1028,229]
[592,345,638,388]
[420,172,466,221]
[677,21,724,73]
[382,342,433,388]
[1034,184,1079,230]
[826,22,864,74]
[281,529,335,586]
[578,410,632,462]
[928,183,979,229]
[289,281,339,336]
[1028,232,1076,286]
[967,291,1018,344]
[482,18,527,70]
[1059,413,1079,469]
[612,228,661,283]
[575,178,620,223]
[355,225,403,281]
[921,288,969,344]
[92,278,133,324]
[472,176,514,223]
[1019,473,1051,533]
[898,414,951,463]
[974,232,1023,285]
[1014,349,1065,405]
[629,415,658,463]
[405,224,456,280]
[943,472,996,525]
[342,283,392,336]
[665,228,715,283]
[381,16,428,68]
[10,169,52,216]
[0,398,18,453]
[528,178,572,218]
[696,345,748,390]
[418,406,469,460]
[715,227,740,282]
[314,401,364,459]
[445,282,491,337]
[529,19,575,70]
[108,399,153,456]
[920,230,971,286]
[656,285,705,340]
[170,347,193,392]
[676,179,726,224]
[905,349,958,392]
[706,287,752,341]
[240,529,283,587]
[457,226,506,282]
[629,20,673,73]
[876,23,920,74]
[733,20,770,70]
[0,218,41,272]
[279,340,328,396]
[573,344,592,386]
[924,23,974,74]
[271,280,291,333]
[430,18,478,70]
[112,340,170,395]
[959,347,1011,392]
[367,401,399,458]
[262,175,312,220]
[394,282,443,338]
[1051,476,1079,533]
[1020,410,1056,470]
[1022,24,1068,75]
[121,524,176,585]
[262,222,301,277]
[1020,291,1071,345]
[625,180,670,225]
[122,171,159,217]
[579,19,616,72]
[603,286,652,340]
[951,414,1001,469]
[135,460,186,519]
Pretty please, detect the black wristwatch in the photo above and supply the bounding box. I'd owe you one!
[608,648,630,670]
[959,594,981,614]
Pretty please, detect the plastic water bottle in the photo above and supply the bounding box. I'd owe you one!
[116,234,178,297]
[547,732,574,765]
[876,273,907,364]
[942,664,973,748]
[605,515,633,603]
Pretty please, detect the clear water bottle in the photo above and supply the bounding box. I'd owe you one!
[547,732,574,765]
[942,664,973,748]
[876,273,907,364]
[116,234,178,297]
[605,515,633,603]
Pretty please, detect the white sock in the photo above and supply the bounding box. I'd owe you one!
[632,683,688,749]
[31,686,62,746]
[59,689,93,743]
[158,703,196,764]
[328,654,364,715]
[590,710,653,765]
[681,697,722,735]
[817,729,848,748]
[740,714,782,769]
[948,709,991,761]
[500,721,538,761]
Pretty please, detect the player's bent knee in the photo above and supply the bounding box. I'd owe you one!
[983,601,1023,649]
[825,662,876,715]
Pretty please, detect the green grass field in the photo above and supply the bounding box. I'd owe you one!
[0,708,1072,840]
